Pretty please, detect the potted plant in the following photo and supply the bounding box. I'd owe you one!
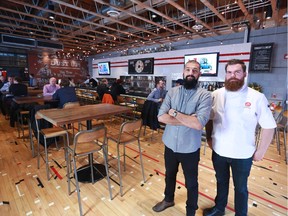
[248,82,263,93]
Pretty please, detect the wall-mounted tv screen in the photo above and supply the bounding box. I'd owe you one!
[128,58,154,74]
[184,52,219,77]
[98,62,111,76]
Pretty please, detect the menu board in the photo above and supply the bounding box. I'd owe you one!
[249,43,274,72]
[128,58,154,74]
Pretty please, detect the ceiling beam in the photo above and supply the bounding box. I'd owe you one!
[237,0,256,29]
[200,0,236,32]
[166,0,220,36]
[130,0,206,37]
[270,0,279,26]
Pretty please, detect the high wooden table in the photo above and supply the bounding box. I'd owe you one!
[37,103,132,182]
[13,95,54,105]
[27,89,43,96]
[36,103,131,127]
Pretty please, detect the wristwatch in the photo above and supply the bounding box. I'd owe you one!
[172,110,178,117]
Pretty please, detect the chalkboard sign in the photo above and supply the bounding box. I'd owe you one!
[249,43,274,72]
[128,58,154,74]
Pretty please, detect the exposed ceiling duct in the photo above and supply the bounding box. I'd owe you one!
[101,0,127,17]
[0,0,286,55]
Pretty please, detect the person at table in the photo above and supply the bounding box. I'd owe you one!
[96,78,110,101]
[0,76,14,92]
[29,73,37,87]
[203,59,276,216]
[110,79,126,102]
[147,79,167,106]
[52,78,78,108]
[0,76,5,89]
[0,76,7,114]
[8,77,28,127]
[0,76,14,116]
[175,78,184,86]
[152,60,212,216]
[9,77,28,97]
[84,74,98,88]
[43,77,60,96]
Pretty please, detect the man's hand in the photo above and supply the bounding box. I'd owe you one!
[168,109,175,117]
[253,149,265,161]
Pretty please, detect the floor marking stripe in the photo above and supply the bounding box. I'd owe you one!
[126,146,159,162]
[50,166,63,180]
[16,185,24,197]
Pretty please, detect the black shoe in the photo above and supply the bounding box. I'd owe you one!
[152,199,175,212]
[203,206,224,216]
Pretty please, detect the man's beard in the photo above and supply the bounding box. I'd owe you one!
[225,78,245,91]
[183,75,198,89]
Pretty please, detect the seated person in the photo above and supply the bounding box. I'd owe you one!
[84,74,98,87]
[175,78,184,86]
[9,76,28,97]
[8,77,28,127]
[96,78,110,101]
[147,80,167,105]
[0,75,5,89]
[110,79,126,102]
[52,78,78,108]
[43,77,60,96]
[29,73,37,87]
[0,76,14,116]
[0,76,14,92]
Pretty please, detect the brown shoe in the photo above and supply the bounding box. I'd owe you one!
[152,199,175,212]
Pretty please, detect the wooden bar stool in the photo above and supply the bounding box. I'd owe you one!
[16,110,30,141]
[66,125,112,216]
[35,112,70,180]
[107,119,146,196]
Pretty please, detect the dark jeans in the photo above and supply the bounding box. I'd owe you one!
[164,146,200,216]
[212,151,253,216]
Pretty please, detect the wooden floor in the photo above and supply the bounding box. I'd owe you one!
[0,115,287,216]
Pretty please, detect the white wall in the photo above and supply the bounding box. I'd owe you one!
[92,43,251,91]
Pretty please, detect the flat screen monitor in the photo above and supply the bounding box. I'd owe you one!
[128,58,154,74]
[184,52,219,77]
[98,62,111,76]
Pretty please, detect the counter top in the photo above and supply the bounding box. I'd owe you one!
[120,93,147,99]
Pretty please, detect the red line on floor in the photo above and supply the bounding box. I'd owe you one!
[126,146,160,162]
[199,163,214,171]
[263,158,280,163]
[50,167,63,180]
[153,169,235,212]
[200,160,286,210]
[154,168,288,211]
[249,191,288,211]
